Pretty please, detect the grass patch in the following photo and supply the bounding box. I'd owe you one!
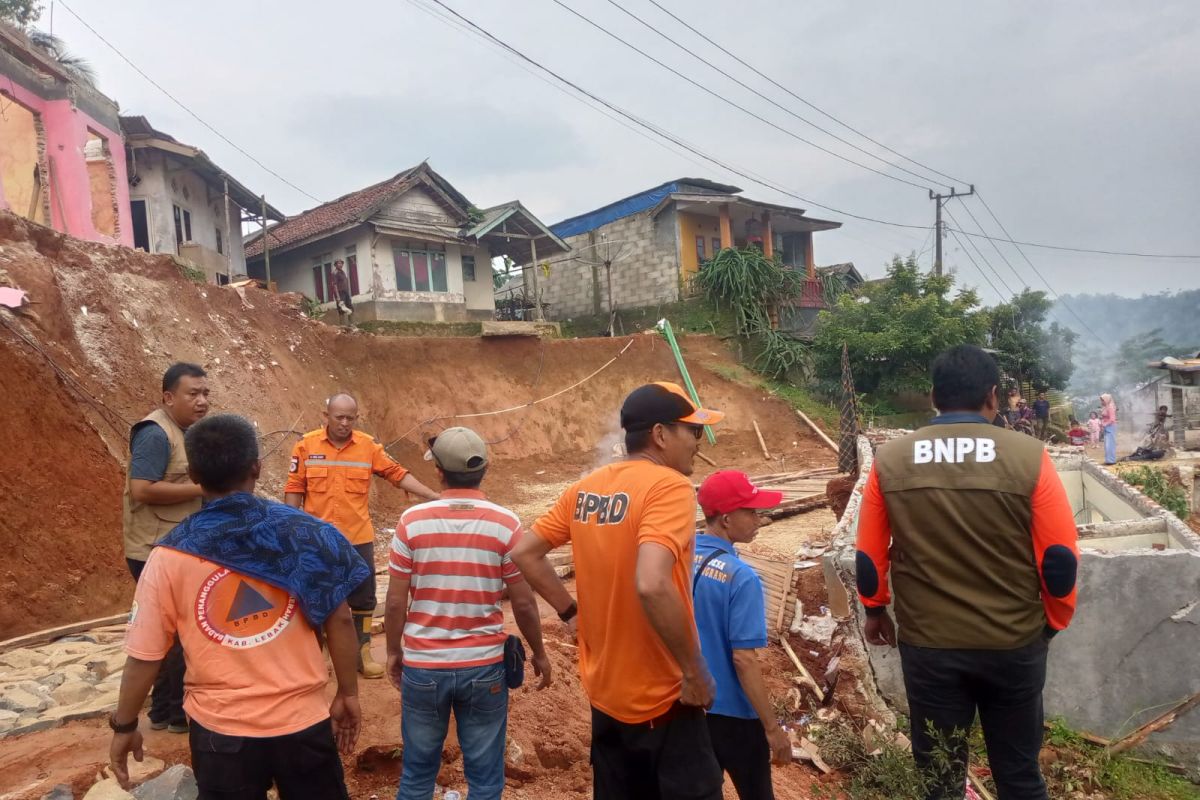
[814,717,1199,800]
[1117,465,1190,520]
[357,320,484,337]
[558,297,735,339]
[769,380,839,431]
[174,260,207,284]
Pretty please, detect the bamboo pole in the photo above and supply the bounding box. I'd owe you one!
[795,408,838,453]
[753,419,771,460]
[657,319,716,445]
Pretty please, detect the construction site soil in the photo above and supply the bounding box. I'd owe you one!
[0,213,842,797]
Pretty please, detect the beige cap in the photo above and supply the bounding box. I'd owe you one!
[425,426,488,472]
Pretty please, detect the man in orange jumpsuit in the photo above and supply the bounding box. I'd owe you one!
[286,393,439,677]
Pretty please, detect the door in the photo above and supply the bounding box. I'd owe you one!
[130,199,150,252]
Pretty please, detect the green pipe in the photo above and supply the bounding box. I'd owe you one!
[657,319,717,444]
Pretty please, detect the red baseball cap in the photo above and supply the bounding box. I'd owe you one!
[697,470,783,516]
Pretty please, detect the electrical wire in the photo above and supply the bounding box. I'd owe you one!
[943,206,1016,297]
[641,0,971,188]
[600,0,948,191]
[416,0,930,230]
[970,191,1107,340]
[56,0,322,204]
[943,226,1008,302]
[548,0,935,192]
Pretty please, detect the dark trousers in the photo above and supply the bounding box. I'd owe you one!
[707,714,774,800]
[591,703,723,800]
[346,543,376,614]
[900,637,1050,800]
[190,717,349,800]
[127,557,186,726]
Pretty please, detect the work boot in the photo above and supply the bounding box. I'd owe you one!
[353,611,384,679]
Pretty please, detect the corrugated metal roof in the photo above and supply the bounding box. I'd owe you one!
[550,178,740,238]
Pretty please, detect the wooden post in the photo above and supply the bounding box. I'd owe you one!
[719,203,732,249]
[223,177,233,284]
[762,211,773,259]
[804,231,815,279]
[529,237,543,321]
[261,194,272,290]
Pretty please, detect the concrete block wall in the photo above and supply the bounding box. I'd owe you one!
[536,210,681,320]
[828,435,1200,771]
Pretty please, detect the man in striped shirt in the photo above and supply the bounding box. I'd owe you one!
[384,427,550,800]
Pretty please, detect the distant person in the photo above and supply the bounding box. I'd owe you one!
[121,361,209,733]
[1067,417,1088,447]
[1033,392,1051,439]
[332,260,352,321]
[694,470,791,800]
[1087,412,1102,447]
[857,345,1079,800]
[285,393,439,678]
[110,414,369,798]
[385,427,551,800]
[1100,394,1119,464]
[512,382,726,799]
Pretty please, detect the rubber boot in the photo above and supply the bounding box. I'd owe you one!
[353,611,384,679]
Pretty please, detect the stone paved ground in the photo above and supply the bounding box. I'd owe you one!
[0,632,126,739]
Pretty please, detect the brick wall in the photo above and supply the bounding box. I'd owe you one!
[536,208,681,320]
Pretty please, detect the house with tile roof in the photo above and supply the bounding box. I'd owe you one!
[244,163,566,323]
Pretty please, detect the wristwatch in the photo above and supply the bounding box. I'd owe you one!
[108,713,138,734]
[558,601,578,623]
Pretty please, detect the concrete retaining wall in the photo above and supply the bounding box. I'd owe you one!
[828,435,1200,770]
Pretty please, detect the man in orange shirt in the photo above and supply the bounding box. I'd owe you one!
[109,414,368,798]
[285,393,439,678]
[512,382,725,799]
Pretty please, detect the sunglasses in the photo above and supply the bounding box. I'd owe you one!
[667,422,704,440]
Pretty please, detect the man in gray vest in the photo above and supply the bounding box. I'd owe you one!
[856,345,1078,800]
[121,362,209,733]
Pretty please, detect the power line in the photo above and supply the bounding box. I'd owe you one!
[943,206,1015,296]
[546,0,935,192]
[417,0,930,230]
[948,222,1200,259]
[601,0,949,191]
[641,0,971,187]
[944,226,1008,301]
[57,0,322,204]
[969,191,1106,340]
[952,196,1028,290]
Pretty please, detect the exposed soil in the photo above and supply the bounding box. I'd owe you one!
[0,211,846,798]
[0,211,829,641]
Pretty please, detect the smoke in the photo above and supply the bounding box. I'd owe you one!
[590,415,626,475]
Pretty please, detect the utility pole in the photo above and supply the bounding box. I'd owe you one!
[929,184,974,276]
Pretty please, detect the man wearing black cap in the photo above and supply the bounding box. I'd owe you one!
[512,382,726,799]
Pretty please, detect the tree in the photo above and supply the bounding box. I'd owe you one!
[986,289,1077,390]
[27,29,97,87]
[812,255,987,396]
[0,0,42,27]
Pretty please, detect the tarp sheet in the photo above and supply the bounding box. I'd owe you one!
[551,182,680,239]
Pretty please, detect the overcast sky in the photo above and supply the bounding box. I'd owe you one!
[51,0,1200,303]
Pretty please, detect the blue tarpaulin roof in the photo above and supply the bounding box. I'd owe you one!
[550,178,739,239]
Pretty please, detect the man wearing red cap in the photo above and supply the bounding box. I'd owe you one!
[694,471,791,800]
[513,381,725,799]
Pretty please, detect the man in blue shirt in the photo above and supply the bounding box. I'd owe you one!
[693,471,792,800]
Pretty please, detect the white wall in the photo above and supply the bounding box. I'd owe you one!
[269,226,374,303]
[130,150,245,275]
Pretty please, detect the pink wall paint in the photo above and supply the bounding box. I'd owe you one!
[0,81,133,247]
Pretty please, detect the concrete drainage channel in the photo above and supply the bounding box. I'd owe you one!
[827,435,1200,773]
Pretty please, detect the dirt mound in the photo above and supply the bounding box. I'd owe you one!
[0,212,831,639]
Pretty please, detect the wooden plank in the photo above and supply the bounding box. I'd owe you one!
[0,612,129,653]
[1107,692,1200,755]
[795,409,838,454]
[697,451,718,467]
[753,420,771,460]
[780,635,825,702]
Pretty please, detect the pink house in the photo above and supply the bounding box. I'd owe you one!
[0,24,132,246]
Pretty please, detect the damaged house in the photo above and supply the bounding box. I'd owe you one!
[243,163,566,322]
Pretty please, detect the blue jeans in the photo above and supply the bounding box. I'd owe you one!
[398,663,508,800]
[1104,422,1117,464]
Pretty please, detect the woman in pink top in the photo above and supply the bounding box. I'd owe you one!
[1100,394,1118,464]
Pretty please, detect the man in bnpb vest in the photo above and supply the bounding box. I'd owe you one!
[285,393,439,678]
[121,361,210,733]
[856,345,1078,800]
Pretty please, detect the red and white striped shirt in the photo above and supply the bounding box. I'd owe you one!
[388,489,523,668]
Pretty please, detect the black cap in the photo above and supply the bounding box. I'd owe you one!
[620,382,724,432]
